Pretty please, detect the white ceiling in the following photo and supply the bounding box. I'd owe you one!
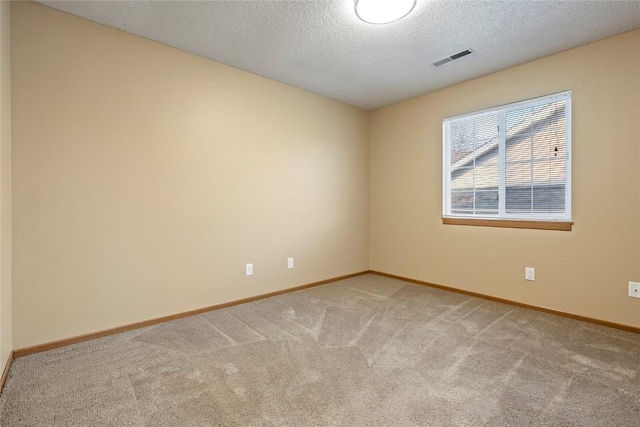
[37,1,640,110]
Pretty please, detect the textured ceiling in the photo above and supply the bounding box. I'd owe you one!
[37,1,640,110]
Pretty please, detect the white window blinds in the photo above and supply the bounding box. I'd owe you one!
[443,91,571,221]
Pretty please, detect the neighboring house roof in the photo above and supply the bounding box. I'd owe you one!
[451,102,565,173]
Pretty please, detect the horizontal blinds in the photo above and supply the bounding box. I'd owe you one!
[449,112,499,215]
[505,100,567,215]
[444,91,571,220]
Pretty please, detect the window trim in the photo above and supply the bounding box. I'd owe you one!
[442,217,574,231]
[442,91,572,228]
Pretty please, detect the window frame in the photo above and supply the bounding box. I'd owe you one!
[442,91,572,229]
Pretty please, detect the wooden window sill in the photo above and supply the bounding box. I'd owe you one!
[442,217,573,231]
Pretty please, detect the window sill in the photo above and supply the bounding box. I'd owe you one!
[442,217,573,231]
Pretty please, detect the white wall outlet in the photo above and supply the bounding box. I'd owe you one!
[245,263,253,276]
[525,267,535,281]
[629,282,640,299]
[287,257,294,269]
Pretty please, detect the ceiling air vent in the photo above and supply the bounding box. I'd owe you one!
[433,49,473,67]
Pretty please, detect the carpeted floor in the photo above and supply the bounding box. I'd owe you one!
[1,274,639,426]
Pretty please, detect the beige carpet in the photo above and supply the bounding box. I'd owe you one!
[0,274,639,426]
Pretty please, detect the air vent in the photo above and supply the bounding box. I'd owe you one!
[433,49,473,67]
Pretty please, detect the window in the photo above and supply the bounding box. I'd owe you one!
[443,91,572,230]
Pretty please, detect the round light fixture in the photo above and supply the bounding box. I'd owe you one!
[354,0,417,24]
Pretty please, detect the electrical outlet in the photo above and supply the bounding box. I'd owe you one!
[245,263,253,276]
[525,267,535,281]
[287,258,294,269]
[629,282,640,299]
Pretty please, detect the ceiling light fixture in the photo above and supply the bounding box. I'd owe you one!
[354,0,417,24]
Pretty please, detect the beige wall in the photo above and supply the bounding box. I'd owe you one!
[0,0,12,366]
[11,2,369,349]
[370,29,640,327]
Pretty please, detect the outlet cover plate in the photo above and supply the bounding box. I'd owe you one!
[525,267,535,281]
[629,282,640,299]
[246,263,253,276]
